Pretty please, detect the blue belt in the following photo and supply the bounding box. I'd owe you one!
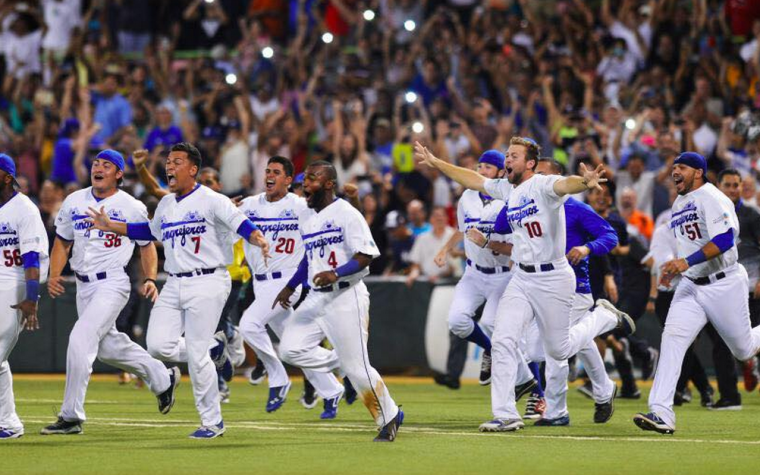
[313,281,350,293]
[255,272,283,281]
[466,259,509,275]
[169,268,217,278]
[75,267,127,283]
[519,263,555,273]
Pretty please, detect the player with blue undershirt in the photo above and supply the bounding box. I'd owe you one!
[0,153,49,440]
[87,142,270,439]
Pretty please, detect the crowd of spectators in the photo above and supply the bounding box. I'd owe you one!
[2,0,760,283]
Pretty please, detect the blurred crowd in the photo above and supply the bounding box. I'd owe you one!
[2,0,760,280]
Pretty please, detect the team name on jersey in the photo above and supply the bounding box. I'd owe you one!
[669,202,699,230]
[303,220,344,258]
[463,214,496,235]
[70,207,127,238]
[506,197,539,227]
[160,211,207,247]
[245,208,299,240]
[0,221,19,247]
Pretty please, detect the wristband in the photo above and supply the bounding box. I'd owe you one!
[143,278,157,285]
[685,250,706,267]
[481,235,490,249]
[335,259,362,278]
[26,279,40,303]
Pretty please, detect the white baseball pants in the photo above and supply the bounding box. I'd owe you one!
[524,293,616,419]
[147,269,231,427]
[60,271,171,422]
[279,281,398,428]
[448,268,511,338]
[491,261,619,420]
[649,264,760,428]
[239,272,343,399]
[0,283,24,432]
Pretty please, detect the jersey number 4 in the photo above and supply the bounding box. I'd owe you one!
[525,221,543,238]
[2,249,22,267]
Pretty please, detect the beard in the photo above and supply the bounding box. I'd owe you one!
[305,187,327,209]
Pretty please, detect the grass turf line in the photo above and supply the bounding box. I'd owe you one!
[1,378,759,475]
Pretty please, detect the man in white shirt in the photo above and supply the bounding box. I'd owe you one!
[406,207,457,285]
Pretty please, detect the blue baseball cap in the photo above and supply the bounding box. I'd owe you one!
[673,151,707,175]
[94,149,125,171]
[479,149,506,170]
[293,172,305,185]
[0,153,19,188]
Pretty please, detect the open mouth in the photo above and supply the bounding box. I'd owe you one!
[265,179,275,190]
[167,173,177,187]
[92,174,104,183]
[673,175,683,186]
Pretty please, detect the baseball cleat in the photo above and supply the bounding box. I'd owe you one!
[708,398,742,411]
[515,379,538,402]
[157,366,180,414]
[523,393,546,420]
[219,358,233,382]
[743,357,759,392]
[642,348,659,380]
[479,350,492,386]
[433,373,461,389]
[343,377,357,405]
[374,408,404,442]
[594,385,617,423]
[320,393,342,419]
[248,361,267,385]
[700,387,714,407]
[300,380,318,409]
[478,418,524,433]
[189,421,225,439]
[633,412,675,434]
[218,377,231,404]
[40,417,83,435]
[209,332,229,372]
[266,381,291,413]
[0,428,23,439]
[618,387,642,399]
[597,299,636,336]
[534,415,570,427]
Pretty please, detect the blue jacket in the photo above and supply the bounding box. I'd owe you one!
[494,197,618,293]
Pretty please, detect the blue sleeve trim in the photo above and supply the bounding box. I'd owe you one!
[686,249,707,267]
[55,233,73,243]
[236,220,257,241]
[711,229,734,253]
[26,279,40,302]
[335,258,362,278]
[287,256,308,289]
[493,206,512,234]
[22,251,40,269]
[126,222,155,241]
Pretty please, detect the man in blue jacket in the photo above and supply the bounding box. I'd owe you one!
[489,158,619,426]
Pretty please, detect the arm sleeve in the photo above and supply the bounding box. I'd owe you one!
[538,174,563,207]
[704,196,738,240]
[54,200,74,241]
[344,207,380,258]
[214,193,248,234]
[286,255,308,289]
[131,200,151,247]
[483,179,511,201]
[493,206,513,235]
[18,208,49,257]
[22,251,39,269]
[578,205,619,256]
[710,229,734,253]
[127,222,156,241]
[457,198,466,232]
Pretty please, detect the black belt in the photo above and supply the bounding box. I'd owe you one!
[466,259,509,274]
[255,272,283,281]
[313,281,350,293]
[169,268,217,278]
[75,267,127,283]
[519,263,555,273]
[688,271,726,286]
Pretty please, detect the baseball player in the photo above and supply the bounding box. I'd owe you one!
[87,143,270,439]
[0,154,49,440]
[635,152,760,434]
[515,158,619,426]
[238,155,345,417]
[434,150,514,386]
[274,161,404,442]
[415,137,634,432]
[41,150,179,436]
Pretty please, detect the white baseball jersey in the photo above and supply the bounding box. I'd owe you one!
[648,222,681,291]
[0,192,49,285]
[669,183,739,279]
[458,189,511,268]
[239,192,310,275]
[485,174,565,264]
[300,198,379,286]
[55,188,149,274]
[149,184,248,274]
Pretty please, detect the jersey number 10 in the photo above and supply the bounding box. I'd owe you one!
[525,222,543,238]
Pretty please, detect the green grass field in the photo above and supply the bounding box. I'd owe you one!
[2,375,759,475]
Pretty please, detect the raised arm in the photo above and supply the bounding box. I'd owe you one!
[414,141,487,194]
[553,163,607,197]
[132,149,169,199]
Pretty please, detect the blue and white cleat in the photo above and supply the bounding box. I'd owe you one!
[343,377,357,405]
[210,332,229,372]
[320,392,343,419]
[478,418,524,432]
[633,412,675,434]
[374,408,404,442]
[266,381,292,413]
[189,421,225,439]
[0,427,23,439]
[157,366,180,414]
[534,415,570,427]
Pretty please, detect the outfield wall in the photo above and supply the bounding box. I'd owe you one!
[9,278,713,375]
